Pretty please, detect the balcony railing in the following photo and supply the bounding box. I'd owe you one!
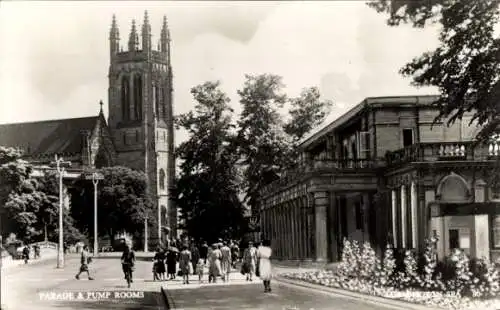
[386,141,500,166]
[260,158,375,196]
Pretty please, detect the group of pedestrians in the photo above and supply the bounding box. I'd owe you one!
[71,236,274,293]
[241,240,273,292]
[152,239,240,285]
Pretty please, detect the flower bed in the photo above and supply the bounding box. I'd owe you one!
[280,239,500,310]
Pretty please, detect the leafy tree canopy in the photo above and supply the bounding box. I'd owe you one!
[70,166,154,241]
[368,0,500,138]
[175,81,246,242]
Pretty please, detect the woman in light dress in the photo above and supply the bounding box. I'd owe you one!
[179,245,192,284]
[208,243,222,283]
[257,239,272,292]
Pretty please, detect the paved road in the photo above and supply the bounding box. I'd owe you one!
[2,254,167,310]
[164,274,397,310]
[2,255,403,310]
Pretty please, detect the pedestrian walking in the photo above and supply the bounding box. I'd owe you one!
[179,245,192,284]
[200,241,208,264]
[257,239,273,292]
[196,258,205,283]
[75,245,94,280]
[22,246,30,264]
[34,245,40,259]
[230,241,239,268]
[208,243,222,283]
[166,247,178,280]
[220,241,231,281]
[190,242,200,275]
[242,241,257,281]
[153,247,166,281]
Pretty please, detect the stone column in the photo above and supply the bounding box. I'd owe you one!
[391,190,397,247]
[330,192,339,261]
[284,203,289,259]
[280,204,284,259]
[474,215,490,260]
[314,191,329,262]
[410,182,418,249]
[401,185,407,248]
[299,197,305,260]
[291,200,296,260]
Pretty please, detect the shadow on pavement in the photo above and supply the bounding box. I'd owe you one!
[94,256,153,262]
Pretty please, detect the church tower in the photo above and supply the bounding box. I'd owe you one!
[107,12,177,242]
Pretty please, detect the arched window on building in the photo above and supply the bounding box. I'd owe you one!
[437,173,471,203]
[154,84,160,120]
[121,76,130,121]
[159,168,166,190]
[133,74,142,120]
[161,205,167,227]
[161,87,167,119]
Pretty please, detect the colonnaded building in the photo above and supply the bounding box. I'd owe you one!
[0,12,177,242]
[259,95,500,263]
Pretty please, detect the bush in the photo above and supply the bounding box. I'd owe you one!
[285,236,500,308]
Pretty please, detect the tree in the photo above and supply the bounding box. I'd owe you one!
[37,171,87,244]
[0,147,43,242]
[368,0,500,138]
[174,81,246,242]
[236,74,291,212]
[69,166,154,242]
[3,178,44,242]
[285,86,333,142]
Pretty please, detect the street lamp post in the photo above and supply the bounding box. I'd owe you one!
[51,155,71,269]
[144,216,148,252]
[92,172,104,256]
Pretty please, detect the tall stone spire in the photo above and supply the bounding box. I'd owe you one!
[142,10,152,52]
[128,19,139,51]
[160,15,170,54]
[109,14,120,57]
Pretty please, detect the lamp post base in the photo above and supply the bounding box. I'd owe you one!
[56,250,64,269]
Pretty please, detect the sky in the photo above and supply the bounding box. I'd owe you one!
[0,1,441,146]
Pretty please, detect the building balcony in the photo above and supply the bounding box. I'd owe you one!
[260,158,376,196]
[386,141,500,167]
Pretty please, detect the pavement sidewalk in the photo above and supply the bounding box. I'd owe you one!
[162,262,443,310]
[1,253,59,270]
[269,263,444,310]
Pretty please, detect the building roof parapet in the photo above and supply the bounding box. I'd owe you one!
[299,95,440,150]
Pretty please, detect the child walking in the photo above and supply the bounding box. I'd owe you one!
[196,258,204,283]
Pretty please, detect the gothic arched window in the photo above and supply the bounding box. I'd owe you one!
[161,87,167,119]
[133,74,142,120]
[154,85,160,120]
[159,168,166,190]
[121,76,130,121]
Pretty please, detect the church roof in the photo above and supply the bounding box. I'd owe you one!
[0,116,100,158]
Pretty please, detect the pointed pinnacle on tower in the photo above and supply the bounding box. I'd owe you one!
[128,19,139,51]
[110,14,119,37]
[109,14,120,57]
[160,15,170,53]
[142,10,152,51]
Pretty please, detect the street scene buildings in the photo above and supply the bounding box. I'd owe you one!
[0,13,177,245]
[3,2,500,310]
[260,95,500,263]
